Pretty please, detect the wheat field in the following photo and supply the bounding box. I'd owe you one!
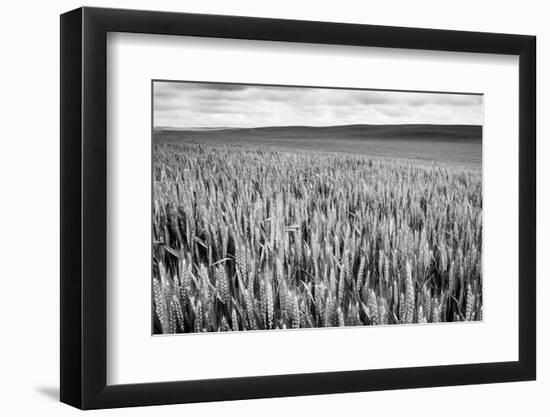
[152,141,482,334]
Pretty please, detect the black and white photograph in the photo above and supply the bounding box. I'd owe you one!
[152,81,483,334]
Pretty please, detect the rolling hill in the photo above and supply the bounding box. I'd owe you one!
[154,124,482,166]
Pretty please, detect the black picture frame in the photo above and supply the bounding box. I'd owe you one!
[60,6,536,410]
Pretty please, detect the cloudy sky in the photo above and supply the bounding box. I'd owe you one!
[153,81,483,128]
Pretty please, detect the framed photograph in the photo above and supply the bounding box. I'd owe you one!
[60,7,536,409]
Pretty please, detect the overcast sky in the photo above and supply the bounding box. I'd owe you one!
[154,81,483,128]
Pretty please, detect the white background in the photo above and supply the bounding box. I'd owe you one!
[108,33,518,384]
[0,0,546,415]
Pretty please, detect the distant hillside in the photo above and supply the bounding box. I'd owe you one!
[153,124,482,166]
[155,124,482,143]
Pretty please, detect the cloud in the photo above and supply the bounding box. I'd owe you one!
[406,93,482,107]
[153,81,482,128]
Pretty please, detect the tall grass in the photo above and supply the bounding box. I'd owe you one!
[152,141,482,334]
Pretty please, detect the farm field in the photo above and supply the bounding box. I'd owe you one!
[152,125,482,334]
[156,124,482,166]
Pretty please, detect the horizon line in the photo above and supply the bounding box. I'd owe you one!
[153,122,483,130]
